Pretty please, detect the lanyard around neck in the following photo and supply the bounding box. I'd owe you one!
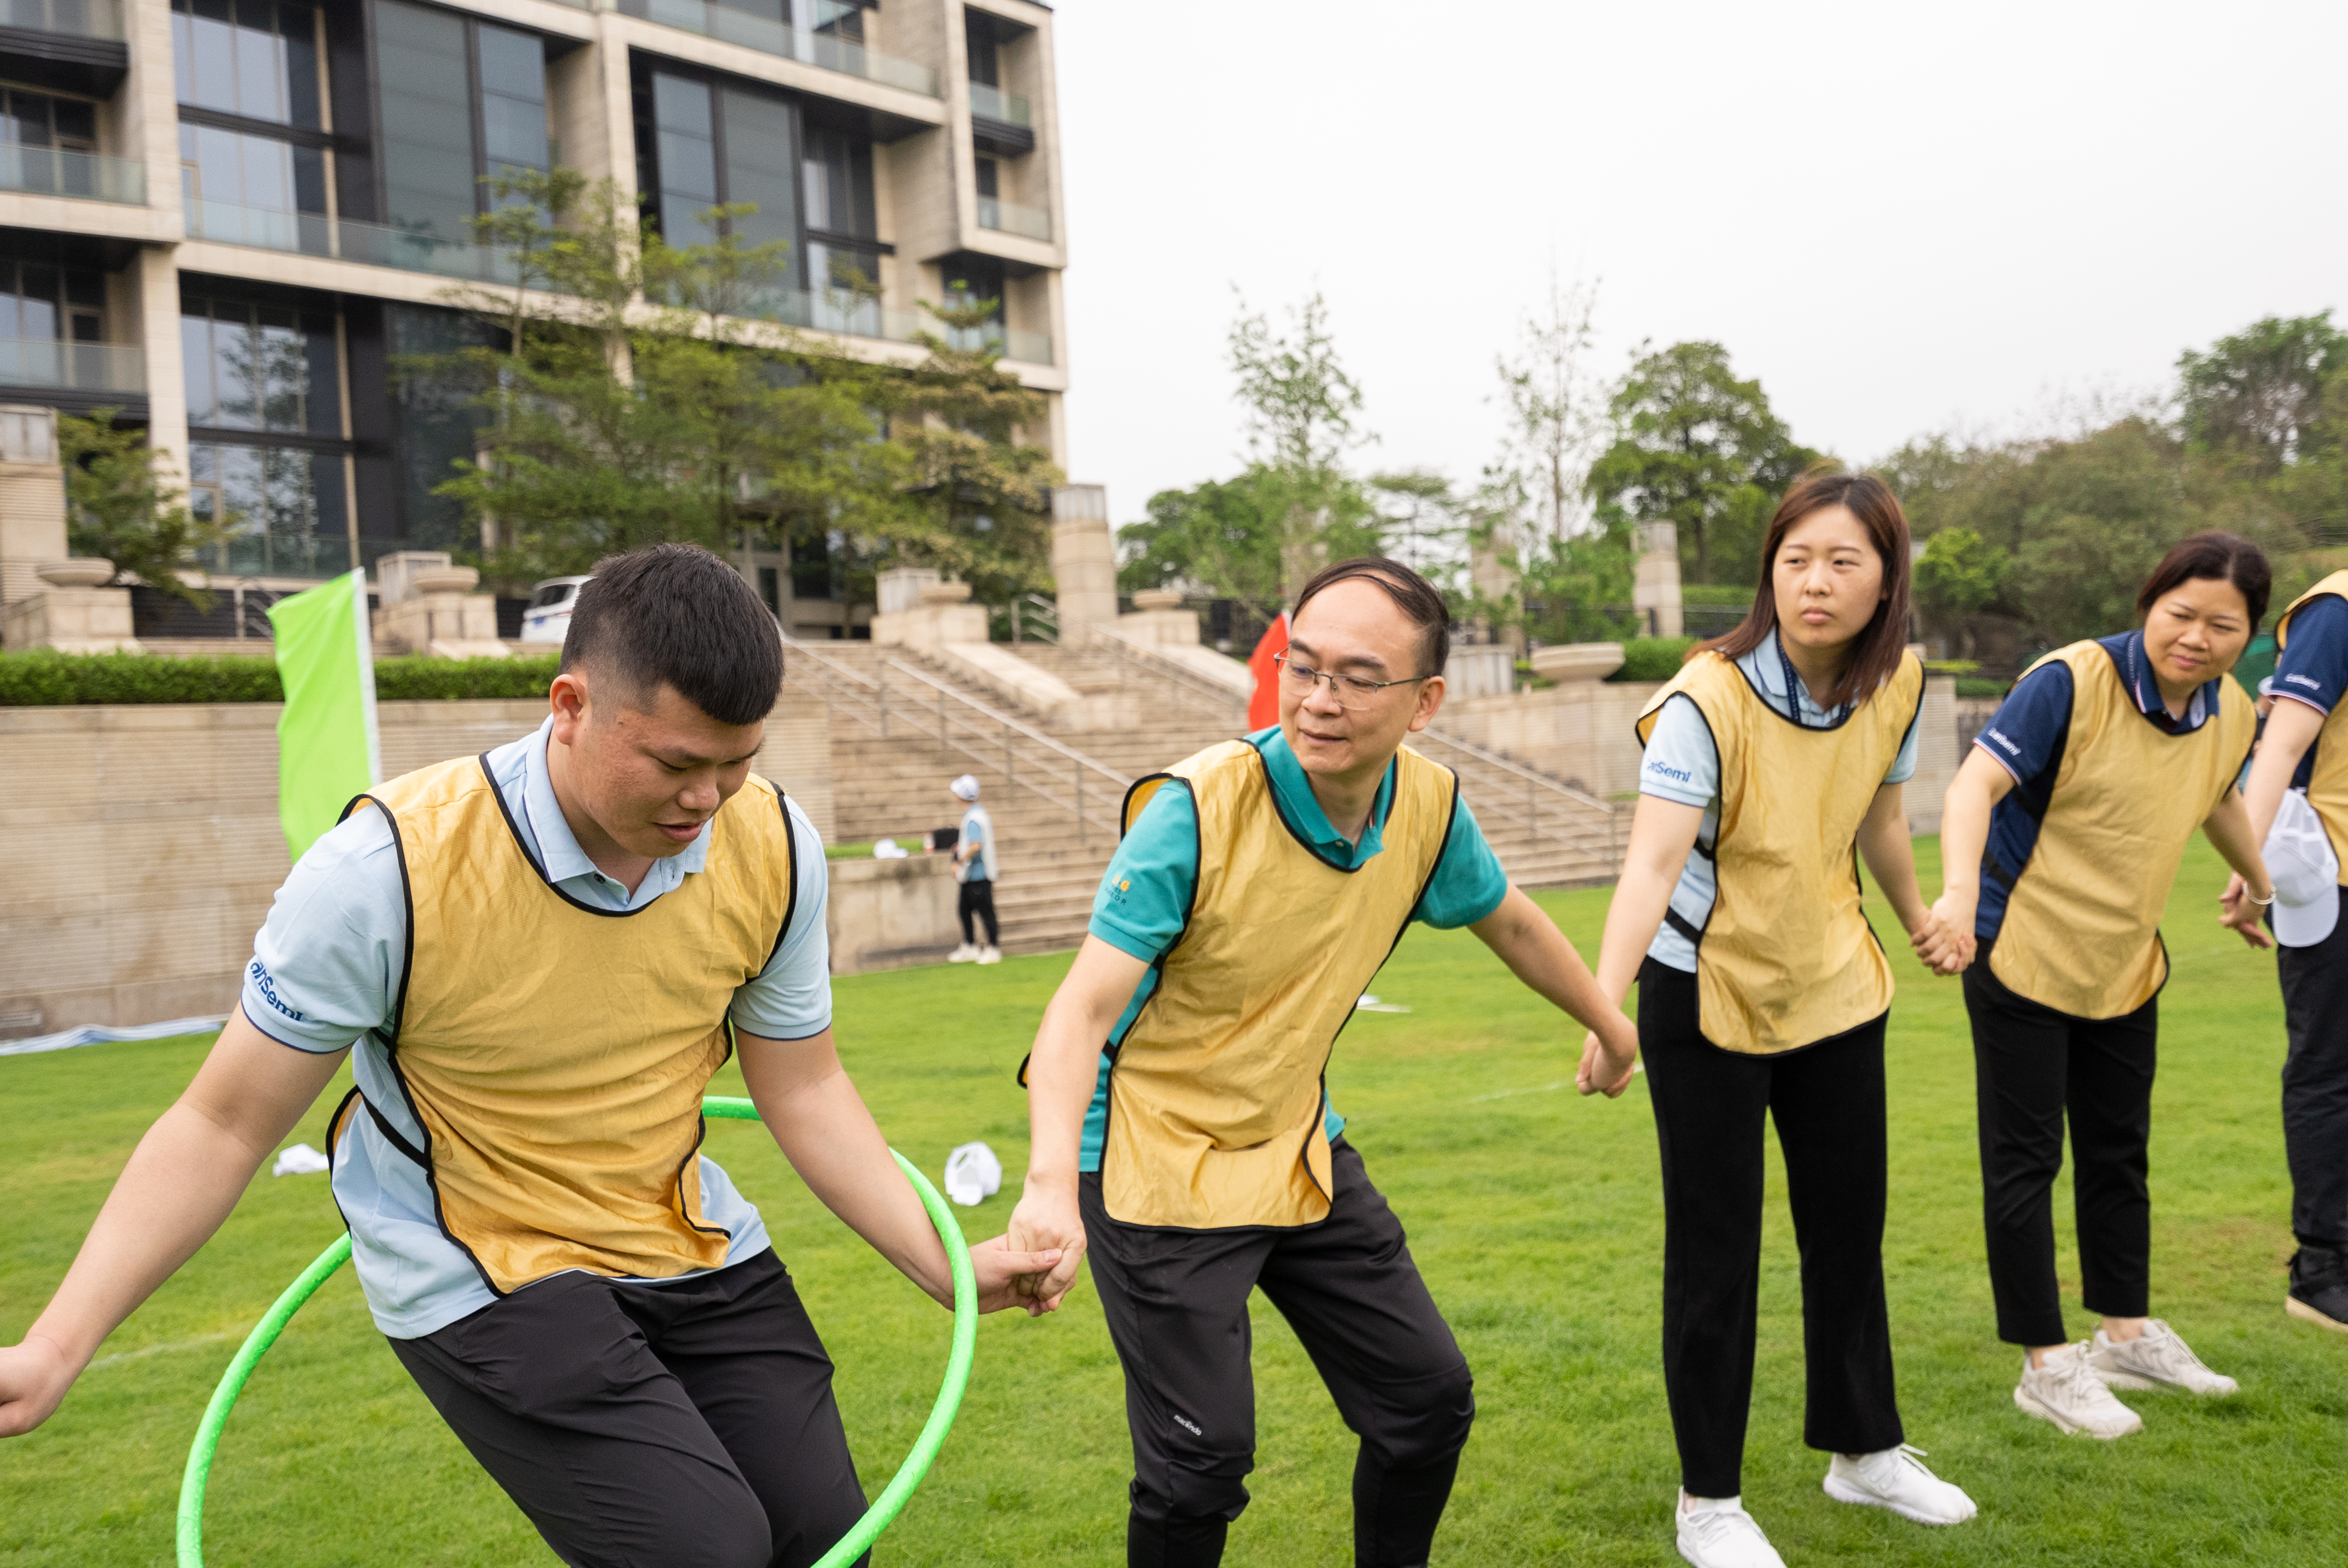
[1774,633,1849,729]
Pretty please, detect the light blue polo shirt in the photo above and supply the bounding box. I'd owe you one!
[1077,726,1510,1172]
[1638,635,1921,972]
[240,719,831,1338]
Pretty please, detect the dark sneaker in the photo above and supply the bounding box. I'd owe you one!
[2287,1246,2348,1334]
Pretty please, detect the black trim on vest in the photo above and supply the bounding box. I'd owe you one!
[481,752,661,919]
[767,783,800,966]
[672,1114,733,1241]
[323,1085,363,1236]
[1242,733,1390,873]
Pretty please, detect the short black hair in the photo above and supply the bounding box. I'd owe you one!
[1291,556,1451,677]
[560,543,781,725]
[2137,530,2272,629]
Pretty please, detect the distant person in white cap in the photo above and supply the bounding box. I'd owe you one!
[1928,532,2274,1440]
[948,774,1000,966]
[2236,561,2348,1334]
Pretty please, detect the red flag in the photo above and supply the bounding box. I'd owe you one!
[1247,611,1290,731]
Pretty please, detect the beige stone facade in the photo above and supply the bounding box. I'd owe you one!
[0,696,837,1039]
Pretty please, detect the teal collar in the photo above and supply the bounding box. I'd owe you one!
[1248,725,1396,869]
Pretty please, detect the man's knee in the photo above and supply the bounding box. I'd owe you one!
[1131,1457,1253,1528]
[676,1490,775,1568]
[1362,1361,1476,1474]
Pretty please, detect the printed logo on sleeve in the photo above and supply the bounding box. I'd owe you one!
[248,960,306,1023]
[2285,673,2324,693]
[1108,876,1131,905]
[1984,726,2022,756]
[1645,759,1694,785]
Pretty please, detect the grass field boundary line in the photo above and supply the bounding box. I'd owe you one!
[0,1017,229,1058]
[87,1332,236,1370]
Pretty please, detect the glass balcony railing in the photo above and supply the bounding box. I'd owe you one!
[729,285,1052,365]
[0,144,143,204]
[0,337,145,394]
[0,0,124,40]
[967,81,1030,127]
[975,195,1051,243]
[186,199,518,285]
[607,0,939,97]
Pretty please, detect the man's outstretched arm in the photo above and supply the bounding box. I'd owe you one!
[0,1012,347,1438]
[736,1028,1060,1316]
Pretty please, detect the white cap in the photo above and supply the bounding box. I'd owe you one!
[950,773,980,802]
[2266,790,2340,947]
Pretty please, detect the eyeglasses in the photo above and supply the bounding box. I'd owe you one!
[1273,652,1432,709]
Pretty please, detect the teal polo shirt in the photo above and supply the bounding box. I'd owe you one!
[1078,726,1510,1171]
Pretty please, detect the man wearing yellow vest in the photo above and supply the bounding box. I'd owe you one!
[0,545,1055,1568]
[1007,558,1641,1567]
[2236,564,2348,1333]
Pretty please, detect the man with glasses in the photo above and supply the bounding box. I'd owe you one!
[1007,558,1640,1567]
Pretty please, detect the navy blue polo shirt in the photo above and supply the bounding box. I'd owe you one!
[2274,595,2348,788]
[1971,631,2240,941]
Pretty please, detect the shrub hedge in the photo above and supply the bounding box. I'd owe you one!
[0,650,562,705]
[1606,636,1698,682]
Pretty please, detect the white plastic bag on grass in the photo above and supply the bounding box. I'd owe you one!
[273,1143,329,1177]
[944,1142,1002,1207]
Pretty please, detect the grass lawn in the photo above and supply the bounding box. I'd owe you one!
[4,837,2345,1565]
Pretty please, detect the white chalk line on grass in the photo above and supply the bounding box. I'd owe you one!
[87,1332,236,1370]
[0,1016,228,1058]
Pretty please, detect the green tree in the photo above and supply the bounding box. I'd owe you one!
[1585,341,1820,585]
[2179,312,2348,472]
[58,410,224,607]
[1226,290,1374,598]
[1913,525,2009,623]
[1118,465,1384,623]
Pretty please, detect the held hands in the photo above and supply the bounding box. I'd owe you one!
[1575,1009,1640,1098]
[965,1235,1068,1316]
[1913,894,1978,977]
[1001,1180,1088,1316]
[2219,873,2277,950]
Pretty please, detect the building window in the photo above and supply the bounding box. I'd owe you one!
[637,70,803,259]
[172,0,325,129]
[182,287,353,574]
[375,0,551,242]
[941,255,1006,334]
[964,8,998,87]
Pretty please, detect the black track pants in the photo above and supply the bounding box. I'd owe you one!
[1638,958,1904,1500]
[2278,912,2348,1247]
[1963,938,2156,1346]
[1080,1138,1475,1568]
[388,1251,868,1568]
[958,879,999,945]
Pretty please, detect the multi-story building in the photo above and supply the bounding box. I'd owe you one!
[0,0,1067,638]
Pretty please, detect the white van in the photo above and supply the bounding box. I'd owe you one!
[519,576,593,645]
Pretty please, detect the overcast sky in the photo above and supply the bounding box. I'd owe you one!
[1053,1,2347,528]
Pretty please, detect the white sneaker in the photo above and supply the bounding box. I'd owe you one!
[1822,1444,1977,1524]
[2014,1342,2143,1438]
[2087,1320,2238,1396]
[976,946,1002,965]
[1675,1493,1785,1568]
[947,943,979,963]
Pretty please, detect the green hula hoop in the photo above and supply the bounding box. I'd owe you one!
[176,1094,977,1568]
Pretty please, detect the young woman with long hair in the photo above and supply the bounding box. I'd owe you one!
[1929,533,2272,1437]
[1577,470,1976,1568]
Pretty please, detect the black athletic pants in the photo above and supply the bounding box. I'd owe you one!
[1637,958,1904,1500]
[388,1250,868,1568]
[2278,913,2348,1247]
[1962,938,2156,1346]
[1080,1138,1475,1568]
[957,879,998,946]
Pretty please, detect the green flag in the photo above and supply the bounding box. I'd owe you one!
[267,570,380,861]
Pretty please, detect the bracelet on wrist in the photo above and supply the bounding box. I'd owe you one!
[2248,888,2277,907]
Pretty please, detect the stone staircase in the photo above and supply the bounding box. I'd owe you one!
[780,636,1624,956]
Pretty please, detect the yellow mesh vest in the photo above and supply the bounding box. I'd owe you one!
[2276,570,2348,879]
[1099,738,1458,1230]
[1987,641,2254,1019]
[344,755,796,1294]
[1635,649,1923,1055]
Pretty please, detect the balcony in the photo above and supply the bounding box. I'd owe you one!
[739,285,1052,365]
[0,0,122,40]
[607,0,939,98]
[968,81,1029,127]
[0,143,143,205]
[184,199,517,285]
[0,336,145,394]
[976,195,1051,243]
